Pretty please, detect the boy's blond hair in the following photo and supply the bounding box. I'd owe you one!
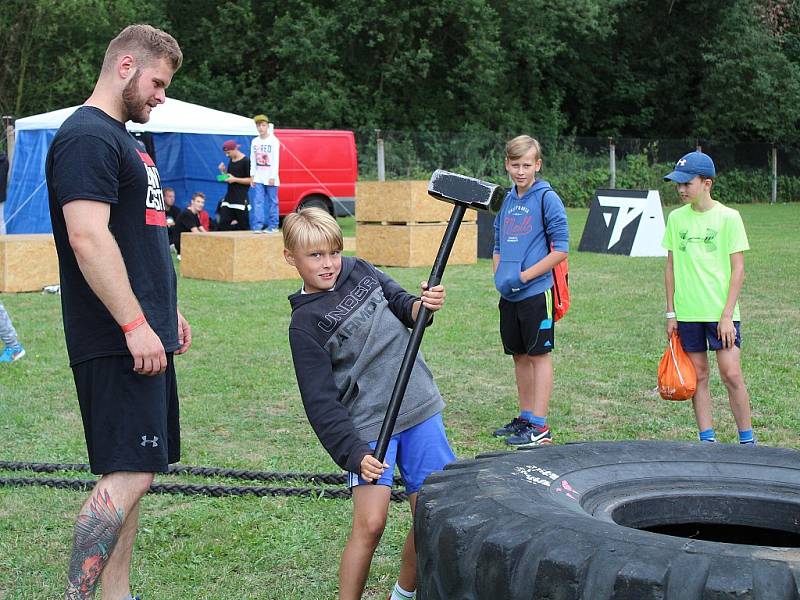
[505,135,542,162]
[102,24,183,73]
[283,208,343,253]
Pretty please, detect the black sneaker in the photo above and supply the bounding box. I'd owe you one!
[492,417,530,438]
[506,423,553,447]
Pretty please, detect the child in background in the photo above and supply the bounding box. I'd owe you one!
[492,135,569,447]
[250,114,280,232]
[0,300,25,363]
[662,151,755,444]
[283,207,454,600]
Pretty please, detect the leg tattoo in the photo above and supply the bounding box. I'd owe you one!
[65,489,124,599]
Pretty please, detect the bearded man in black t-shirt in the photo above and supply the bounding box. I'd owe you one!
[45,25,190,599]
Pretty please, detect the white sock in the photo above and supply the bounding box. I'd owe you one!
[391,581,415,599]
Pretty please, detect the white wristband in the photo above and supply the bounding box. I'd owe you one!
[665,311,676,319]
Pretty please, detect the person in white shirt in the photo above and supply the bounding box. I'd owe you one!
[249,114,280,233]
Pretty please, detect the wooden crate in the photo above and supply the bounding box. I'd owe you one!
[180,231,299,282]
[356,181,477,224]
[0,234,60,292]
[356,222,477,268]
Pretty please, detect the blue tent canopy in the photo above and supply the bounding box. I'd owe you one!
[5,99,258,233]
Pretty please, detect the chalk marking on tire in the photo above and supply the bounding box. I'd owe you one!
[513,465,559,487]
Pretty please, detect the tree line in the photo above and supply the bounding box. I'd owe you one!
[2,0,799,143]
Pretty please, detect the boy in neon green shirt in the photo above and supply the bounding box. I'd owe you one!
[662,151,755,444]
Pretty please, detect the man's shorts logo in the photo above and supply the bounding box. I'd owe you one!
[140,435,159,448]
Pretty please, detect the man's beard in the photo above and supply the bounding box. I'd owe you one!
[121,70,150,123]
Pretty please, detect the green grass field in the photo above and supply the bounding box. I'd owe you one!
[1,204,798,599]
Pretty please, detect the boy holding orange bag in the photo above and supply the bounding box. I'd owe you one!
[662,151,755,444]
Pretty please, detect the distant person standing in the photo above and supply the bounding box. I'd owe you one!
[0,300,25,363]
[250,114,280,232]
[217,139,251,230]
[44,24,191,600]
[0,151,8,234]
[163,187,181,248]
[175,191,207,257]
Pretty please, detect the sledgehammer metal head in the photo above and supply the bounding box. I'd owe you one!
[428,169,505,214]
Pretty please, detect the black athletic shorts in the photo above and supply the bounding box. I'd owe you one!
[72,353,180,475]
[499,289,555,356]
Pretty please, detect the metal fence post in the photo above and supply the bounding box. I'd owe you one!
[3,116,14,169]
[376,129,385,182]
[772,144,778,204]
[608,137,616,189]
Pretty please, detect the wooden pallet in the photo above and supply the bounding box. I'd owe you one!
[0,234,59,292]
[356,180,477,224]
[356,222,477,268]
[180,231,299,282]
[355,180,478,267]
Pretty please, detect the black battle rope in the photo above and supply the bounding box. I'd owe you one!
[0,462,408,502]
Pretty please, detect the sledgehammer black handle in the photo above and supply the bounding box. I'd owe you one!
[373,203,467,463]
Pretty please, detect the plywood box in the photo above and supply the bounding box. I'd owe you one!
[357,181,477,224]
[180,231,299,282]
[357,222,477,268]
[0,234,60,292]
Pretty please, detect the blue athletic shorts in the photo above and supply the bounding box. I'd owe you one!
[677,321,741,352]
[347,412,455,494]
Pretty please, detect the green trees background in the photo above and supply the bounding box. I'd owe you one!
[2,0,800,144]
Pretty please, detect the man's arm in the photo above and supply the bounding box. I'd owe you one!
[226,174,253,185]
[249,141,257,186]
[718,251,745,348]
[269,139,280,186]
[63,200,166,375]
[176,309,192,355]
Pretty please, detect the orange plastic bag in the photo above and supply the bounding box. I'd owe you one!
[658,331,696,401]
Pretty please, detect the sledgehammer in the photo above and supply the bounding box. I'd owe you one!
[373,170,505,463]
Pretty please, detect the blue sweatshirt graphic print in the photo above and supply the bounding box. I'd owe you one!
[493,179,569,302]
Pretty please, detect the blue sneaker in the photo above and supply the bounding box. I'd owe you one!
[506,422,553,447]
[0,344,25,363]
[492,417,530,438]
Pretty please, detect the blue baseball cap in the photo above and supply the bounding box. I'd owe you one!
[663,151,716,183]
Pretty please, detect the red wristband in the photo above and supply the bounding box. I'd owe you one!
[121,314,146,333]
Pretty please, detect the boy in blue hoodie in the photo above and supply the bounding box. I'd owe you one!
[492,135,569,446]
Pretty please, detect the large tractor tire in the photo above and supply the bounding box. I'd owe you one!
[416,441,800,599]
